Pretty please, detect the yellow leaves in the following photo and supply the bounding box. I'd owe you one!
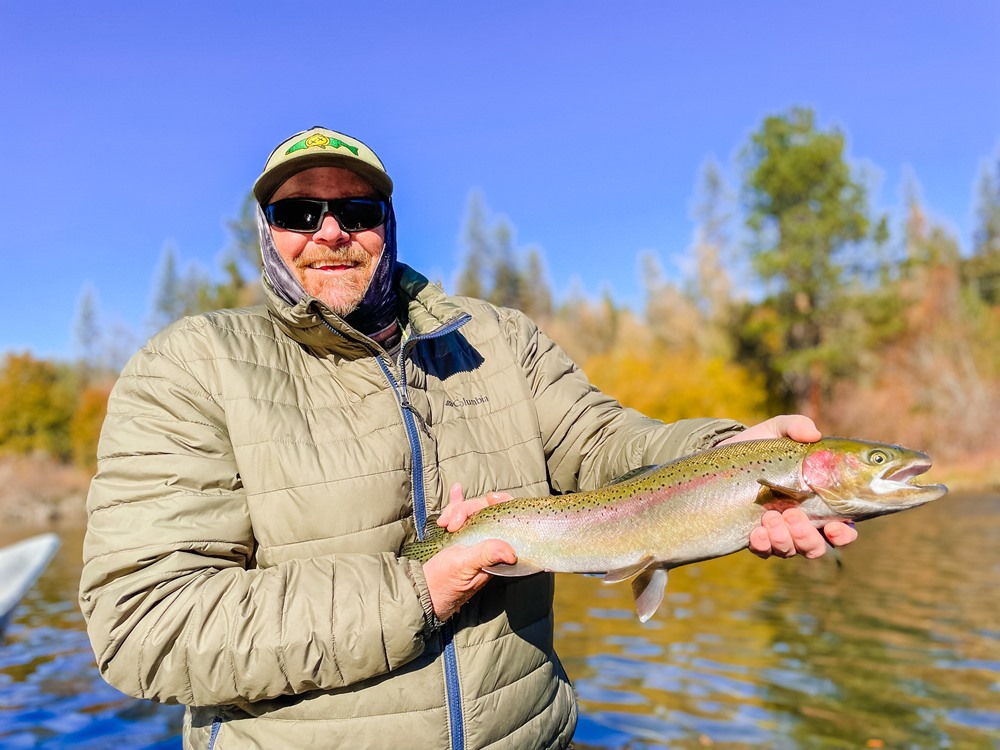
[0,353,111,469]
[70,385,111,472]
[582,344,768,425]
[0,353,74,459]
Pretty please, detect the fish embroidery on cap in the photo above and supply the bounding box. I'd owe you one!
[286,134,360,156]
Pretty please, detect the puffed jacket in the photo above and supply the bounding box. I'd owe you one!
[79,264,744,749]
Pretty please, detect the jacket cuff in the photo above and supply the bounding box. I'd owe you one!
[408,560,445,637]
[707,421,747,448]
[671,417,747,453]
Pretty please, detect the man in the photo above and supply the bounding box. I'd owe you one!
[80,127,857,750]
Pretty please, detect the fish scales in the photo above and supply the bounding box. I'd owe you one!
[402,437,947,621]
[445,439,807,570]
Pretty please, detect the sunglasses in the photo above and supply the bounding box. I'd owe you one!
[264,197,388,233]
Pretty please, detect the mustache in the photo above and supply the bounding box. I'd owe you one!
[295,245,371,268]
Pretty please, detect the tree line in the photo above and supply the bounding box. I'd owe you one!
[3,107,998,473]
[452,107,999,459]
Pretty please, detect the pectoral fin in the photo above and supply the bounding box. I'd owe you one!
[756,479,814,505]
[632,567,669,623]
[484,561,545,576]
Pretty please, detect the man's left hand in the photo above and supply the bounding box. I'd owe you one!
[749,508,858,558]
[720,414,860,559]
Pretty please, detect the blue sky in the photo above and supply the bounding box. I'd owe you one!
[2,2,998,360]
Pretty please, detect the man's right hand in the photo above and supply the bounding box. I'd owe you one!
[422,539,517,621]
[422,483,516,621]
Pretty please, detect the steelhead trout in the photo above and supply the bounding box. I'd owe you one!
[403,437,947,621]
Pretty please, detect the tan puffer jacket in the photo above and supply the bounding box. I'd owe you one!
[80,265,743,750]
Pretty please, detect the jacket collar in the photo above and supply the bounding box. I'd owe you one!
[264,263,469,357]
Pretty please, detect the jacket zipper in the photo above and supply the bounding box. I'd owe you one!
[207,716,222,749]
[374,314,471,750]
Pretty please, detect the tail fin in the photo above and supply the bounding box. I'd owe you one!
[401,517,451,562]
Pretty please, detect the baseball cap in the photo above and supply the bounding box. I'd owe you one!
[253,126,393,205]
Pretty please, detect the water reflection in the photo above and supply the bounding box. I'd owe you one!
[557,493,1000,749]
[1,495,998,748]
[0,524,184,749]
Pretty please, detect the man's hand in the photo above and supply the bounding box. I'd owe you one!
[422,539,517,622]
[749,508,857,559]
[436,483,512,532]
[719,414,860,558]
[423,483,516,621]
[716,414,822,446]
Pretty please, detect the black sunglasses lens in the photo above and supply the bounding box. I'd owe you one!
[267,199,324,231]
[267,198,387,232]
[333,199,387,232]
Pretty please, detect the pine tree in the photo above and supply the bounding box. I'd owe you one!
[149,244,185,332]
[72,284,101,380]
[741,107,875,417]
[967,157,1000,304]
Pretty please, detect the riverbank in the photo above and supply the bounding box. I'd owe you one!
[0,447,996,526]
[932,447,1000,494]
[0,456,89,525]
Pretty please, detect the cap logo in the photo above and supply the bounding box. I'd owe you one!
[285,134,360,156]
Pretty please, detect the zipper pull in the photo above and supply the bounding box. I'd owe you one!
[400,391,433,438]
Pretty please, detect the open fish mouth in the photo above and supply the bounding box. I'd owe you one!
[872,456,947,502]
[883,459,932,486]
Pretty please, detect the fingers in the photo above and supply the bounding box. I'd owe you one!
[437,484,513,532]
[720,415,822,446]
[478,539,518,568]
[750,509,838,559]
[822,520,858,547]
[749,510,796,558]
[778,415,822,444]
[423,539,518,621]
[437,483,467,529]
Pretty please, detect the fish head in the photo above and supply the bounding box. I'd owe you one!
[801,438,948,521]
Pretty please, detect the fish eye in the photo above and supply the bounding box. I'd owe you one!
[868,450,888,465]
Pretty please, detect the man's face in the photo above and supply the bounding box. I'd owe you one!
[268,167,387,316]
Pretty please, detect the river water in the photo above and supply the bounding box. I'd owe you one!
[1,493,998,749]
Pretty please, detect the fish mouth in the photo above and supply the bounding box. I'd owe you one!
[872,456,947,503]
[883,460,931,485]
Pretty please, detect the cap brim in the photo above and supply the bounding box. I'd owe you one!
[253,152,394,205]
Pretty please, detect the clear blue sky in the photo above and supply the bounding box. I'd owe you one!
[2,1,998,360]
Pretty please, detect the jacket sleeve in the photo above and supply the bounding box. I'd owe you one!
[499,307,746,493]
[79,325,434,707]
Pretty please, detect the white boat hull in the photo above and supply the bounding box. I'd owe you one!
[0,533,61,637]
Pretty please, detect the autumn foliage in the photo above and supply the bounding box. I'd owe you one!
[6,107,1000,482]
[0,353,112,471]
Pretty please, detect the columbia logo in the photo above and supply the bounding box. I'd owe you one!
[445,395,490,408]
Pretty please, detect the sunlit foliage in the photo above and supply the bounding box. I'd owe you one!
[16,108,1000,473]
[70,385,111,472]
[0,353,75,460]
[583,344,768,425]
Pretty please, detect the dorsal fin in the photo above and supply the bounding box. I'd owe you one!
[607,465,660,486]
